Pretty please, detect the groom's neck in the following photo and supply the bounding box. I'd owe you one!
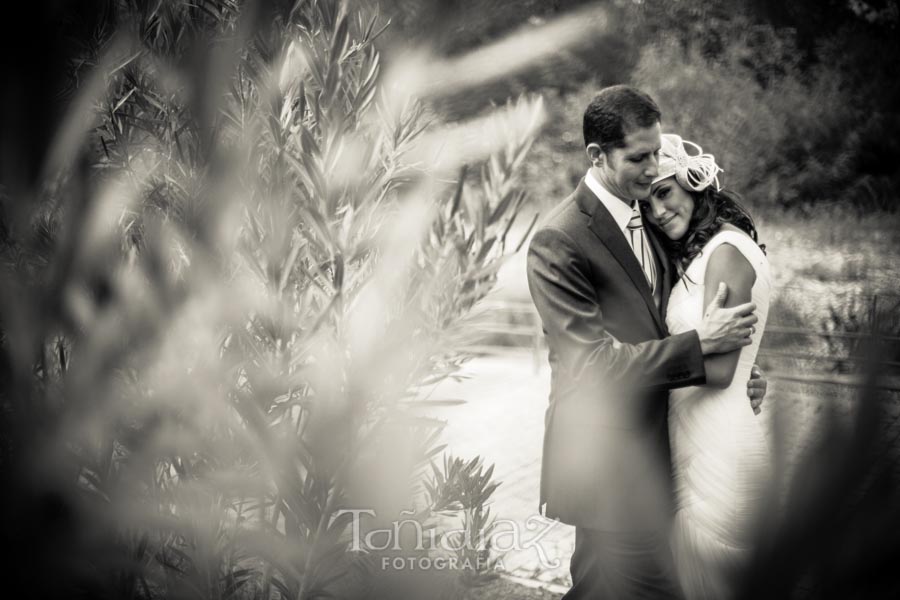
[590,166,633,206]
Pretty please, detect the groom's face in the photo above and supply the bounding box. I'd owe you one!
[596,122,661,202]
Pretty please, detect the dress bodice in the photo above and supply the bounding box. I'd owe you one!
[666,229,771,388]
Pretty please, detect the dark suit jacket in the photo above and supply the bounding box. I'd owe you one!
[526,179,706,532]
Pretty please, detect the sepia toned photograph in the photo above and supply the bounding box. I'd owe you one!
[2,1,898,598]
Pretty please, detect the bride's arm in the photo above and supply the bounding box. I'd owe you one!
[701,244,757,388]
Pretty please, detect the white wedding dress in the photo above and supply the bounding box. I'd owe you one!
[665,229,772,599]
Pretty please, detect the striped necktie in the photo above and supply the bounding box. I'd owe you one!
[627,203,656,292]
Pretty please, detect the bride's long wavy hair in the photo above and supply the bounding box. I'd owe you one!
[657,186,765,272]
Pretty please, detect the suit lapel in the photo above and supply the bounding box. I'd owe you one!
[575,182,665,334]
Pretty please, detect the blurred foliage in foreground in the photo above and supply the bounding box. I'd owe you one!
[1,0,543,598]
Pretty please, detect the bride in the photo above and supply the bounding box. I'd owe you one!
[640,134,772,599]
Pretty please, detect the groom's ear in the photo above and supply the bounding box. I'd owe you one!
[586,143,603,167]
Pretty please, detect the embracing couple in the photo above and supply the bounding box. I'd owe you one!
[527,85,772,599]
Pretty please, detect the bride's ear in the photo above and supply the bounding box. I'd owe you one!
[586,143,603,167]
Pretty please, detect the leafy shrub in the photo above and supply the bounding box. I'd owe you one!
[0,1,543,598]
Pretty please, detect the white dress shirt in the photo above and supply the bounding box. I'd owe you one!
[584,169,660,306]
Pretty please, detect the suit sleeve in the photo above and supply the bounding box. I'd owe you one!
[527,226,706,395]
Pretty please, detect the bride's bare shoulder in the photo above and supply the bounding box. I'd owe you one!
[705,243,757,297]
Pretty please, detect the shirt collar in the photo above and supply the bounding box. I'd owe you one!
[584,168,635,234]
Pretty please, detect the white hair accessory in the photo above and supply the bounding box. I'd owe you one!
[653,133,722,192]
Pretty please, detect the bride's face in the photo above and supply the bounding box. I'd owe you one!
[643,177,694,240]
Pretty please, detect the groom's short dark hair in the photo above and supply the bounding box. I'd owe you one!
[583,85,661,153]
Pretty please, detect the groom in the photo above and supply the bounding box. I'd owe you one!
[526,85,765,598]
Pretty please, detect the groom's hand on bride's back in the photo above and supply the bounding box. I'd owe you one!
[747,365,767,415]
[697,282,758,356]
